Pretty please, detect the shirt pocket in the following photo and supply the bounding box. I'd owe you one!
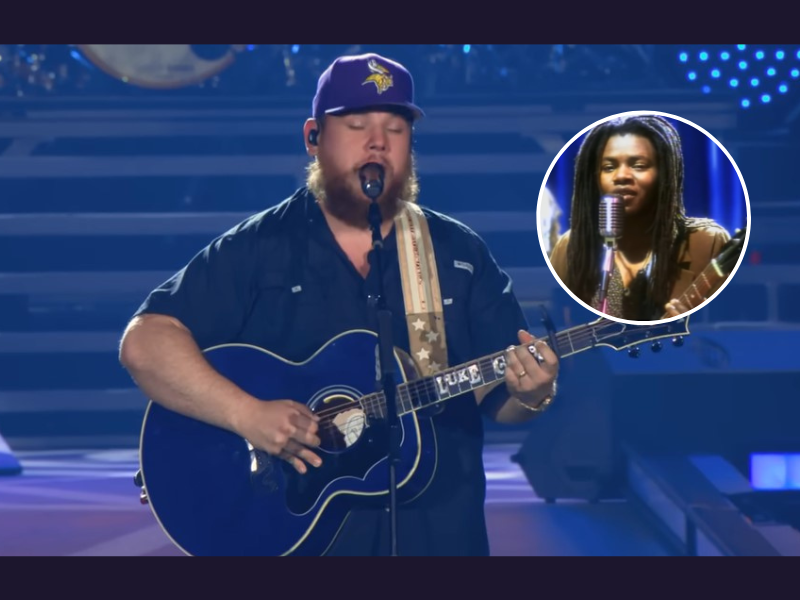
[277,270,348,355]
[244,271,297,352]
[437,265,473,356]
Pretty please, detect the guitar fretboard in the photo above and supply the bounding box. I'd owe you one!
[675,259,724,311]
[357,319,637,419]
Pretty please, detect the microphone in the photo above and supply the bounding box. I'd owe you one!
[597,195,625,314]
[598,195,625,243]
[359,163,385,201]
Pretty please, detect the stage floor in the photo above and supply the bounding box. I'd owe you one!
[0,443,673,556]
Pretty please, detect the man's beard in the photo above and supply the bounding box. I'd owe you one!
[306,155,420,228]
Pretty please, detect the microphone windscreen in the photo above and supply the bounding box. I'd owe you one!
[598,195,624,240]
[359,163,385,200]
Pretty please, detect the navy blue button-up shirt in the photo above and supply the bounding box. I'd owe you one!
[135,188,528,555]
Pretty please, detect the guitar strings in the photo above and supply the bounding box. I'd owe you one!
[311,319,679,422]
[310,320,646,422]
[301,321,684,449]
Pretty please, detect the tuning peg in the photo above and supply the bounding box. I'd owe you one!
[628,346,640,358]
[651,341,662,353]
[672,336,684,347]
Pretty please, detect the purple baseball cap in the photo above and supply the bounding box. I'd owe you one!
[312,53,424,121]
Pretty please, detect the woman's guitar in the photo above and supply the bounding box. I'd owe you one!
[138,315,690,556]
[672,227,747,313]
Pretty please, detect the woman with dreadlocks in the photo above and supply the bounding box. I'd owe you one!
[548,114,730,321]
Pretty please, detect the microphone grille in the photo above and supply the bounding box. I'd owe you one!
[599,195,624,239]
[359,163,385,200]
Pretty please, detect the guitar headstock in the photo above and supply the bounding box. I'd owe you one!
[587,316,691,352]
[715,227,747,275]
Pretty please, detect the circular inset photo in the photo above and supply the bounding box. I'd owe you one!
[538,111,750,325]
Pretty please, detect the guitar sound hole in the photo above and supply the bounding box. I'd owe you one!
[314,396,368,454]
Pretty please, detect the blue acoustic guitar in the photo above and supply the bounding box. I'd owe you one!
[138,315,689,556]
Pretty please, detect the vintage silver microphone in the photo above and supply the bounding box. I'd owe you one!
[597,195,625,313]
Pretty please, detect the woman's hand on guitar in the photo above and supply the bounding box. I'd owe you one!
[504,330,559,409]
[237,399,323,475]
[663,298,689,318]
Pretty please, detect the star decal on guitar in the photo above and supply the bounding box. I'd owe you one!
[425,330,439,343]
[412,318,426,331]
[416,347,430,362]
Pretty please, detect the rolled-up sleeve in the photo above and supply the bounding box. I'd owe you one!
[133,221,259,350]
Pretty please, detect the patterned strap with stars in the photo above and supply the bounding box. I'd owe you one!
[395,203,449,376]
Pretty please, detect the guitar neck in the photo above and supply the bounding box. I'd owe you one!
[359,320,628,419]
[675,259,725,311]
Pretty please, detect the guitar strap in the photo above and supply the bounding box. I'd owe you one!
[394,202,449,376]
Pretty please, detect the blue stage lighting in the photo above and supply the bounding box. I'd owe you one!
[776,50,785,60]
[688,71,697,81]
[702,85,711,94]
[737,44,747,51]
[711,69,721,78]
[755,50,765,60]
[751,77,760,87]
[679,52,688,62]
[741,98,751,108]
[767,67,776,76]
[729,78,739,88]
[291,45,300,54]
[739,60,748,70]
[779,83,789,93]
[751,454,800,490]
[721,51,730,60]
[463,45,471,54]
[792,69,800,78]
[762,93,772,103]
[699,51,709,61]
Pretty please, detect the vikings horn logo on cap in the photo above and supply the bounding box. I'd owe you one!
[362,59,394,94]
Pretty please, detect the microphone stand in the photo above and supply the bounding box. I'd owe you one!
[598,239,616,314]
[364,180,401,557]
